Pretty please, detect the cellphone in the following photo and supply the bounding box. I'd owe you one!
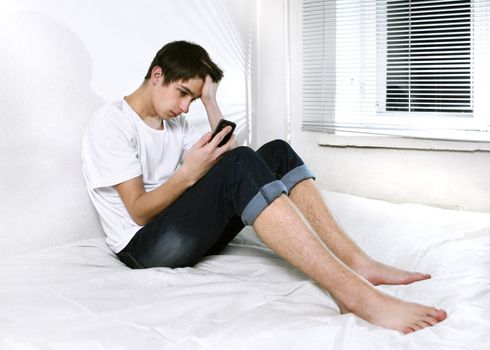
[211,119,236,147]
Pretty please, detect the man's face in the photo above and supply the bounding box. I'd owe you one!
[152,76,204,120]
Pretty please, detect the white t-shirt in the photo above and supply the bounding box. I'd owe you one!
[81,99,200,253]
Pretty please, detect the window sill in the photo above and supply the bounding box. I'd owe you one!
[317,134,490,152]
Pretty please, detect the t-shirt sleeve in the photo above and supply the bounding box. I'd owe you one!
[181,117,201,153]
[82,111,142,189]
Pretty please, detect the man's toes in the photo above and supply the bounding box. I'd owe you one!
[411,272,430,282]
[412,324,423,332]
[400,272,430,285]
[430,318,440,326]
[436,309,447,321]
[427,308,447,321]
[424,308,447,325]
[417,320,431,329]
[402,327,414,334]
[421,319,435,327]
[429,309,447,322]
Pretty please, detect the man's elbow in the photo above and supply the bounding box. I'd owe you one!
[133,217,148,226]
[127,195,150,226]
[128,208,150,226]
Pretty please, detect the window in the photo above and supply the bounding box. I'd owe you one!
[301,0,490,141]
[385,0,472,113]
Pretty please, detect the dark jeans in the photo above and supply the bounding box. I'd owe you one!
[117,139,315,269]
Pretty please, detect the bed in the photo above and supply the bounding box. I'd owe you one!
[1,190,489,350]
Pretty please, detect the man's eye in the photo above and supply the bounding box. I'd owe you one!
[178,90,187,97]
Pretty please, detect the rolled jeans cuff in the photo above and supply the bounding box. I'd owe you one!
[281,164,316,192]
[241,180,288,226]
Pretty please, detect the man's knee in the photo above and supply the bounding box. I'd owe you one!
[262,139,292,153]
[226,142,294,165]
[215,146,272,187]
[224,146,263,167]
[257,139,297,161]
[268,139,291,150]
[228,145,258,158]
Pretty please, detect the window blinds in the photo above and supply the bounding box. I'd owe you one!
[301,0,490,140]
[385,0,472,113]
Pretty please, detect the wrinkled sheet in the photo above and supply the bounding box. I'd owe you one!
[1,191,489,350]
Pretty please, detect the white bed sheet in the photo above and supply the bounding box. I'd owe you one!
[1,191,489,350]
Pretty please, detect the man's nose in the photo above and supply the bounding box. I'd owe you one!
[180,99,191,114]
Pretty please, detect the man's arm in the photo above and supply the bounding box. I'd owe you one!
[115,171,192,226]
[116,127,235,226]
[201,75,238,149]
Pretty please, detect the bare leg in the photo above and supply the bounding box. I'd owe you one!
[289,179,430,286]
[253,194,446,333]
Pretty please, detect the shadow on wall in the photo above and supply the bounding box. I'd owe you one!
[0,11,106,257]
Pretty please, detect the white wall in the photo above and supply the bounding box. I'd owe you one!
[0,0,256,257]
[255,0,490,213]
[253,0,289,146]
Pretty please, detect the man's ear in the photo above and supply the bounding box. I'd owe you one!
[150,66,163,85]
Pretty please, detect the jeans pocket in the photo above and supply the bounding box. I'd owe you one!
[117,251,145,269]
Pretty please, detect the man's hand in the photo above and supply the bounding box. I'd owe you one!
[200,75,237,149]
[179,126,235,186]
[201,75,220,106]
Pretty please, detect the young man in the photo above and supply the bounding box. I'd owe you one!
[82,41,447,334]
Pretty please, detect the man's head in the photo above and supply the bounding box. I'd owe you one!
[144,41,223,85]
[141,41,223,120]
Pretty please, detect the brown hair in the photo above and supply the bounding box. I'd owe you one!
[144,41,223,84]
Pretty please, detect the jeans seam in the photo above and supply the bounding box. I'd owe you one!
[260,187,271,203]
[118,251,145,269]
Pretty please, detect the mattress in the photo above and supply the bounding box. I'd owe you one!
[1,191,489,350]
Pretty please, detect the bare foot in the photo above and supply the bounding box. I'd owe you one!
[341,286,447,334]
[354,258,431,286]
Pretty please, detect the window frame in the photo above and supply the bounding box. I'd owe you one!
[296,0,490,141]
